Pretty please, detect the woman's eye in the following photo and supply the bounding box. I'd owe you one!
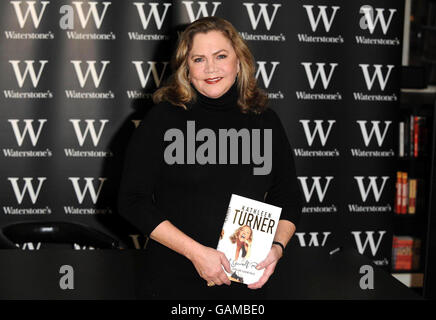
[193,57,203,63]
[217,54,227,59]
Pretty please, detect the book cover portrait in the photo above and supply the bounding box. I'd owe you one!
[217,194,281,285]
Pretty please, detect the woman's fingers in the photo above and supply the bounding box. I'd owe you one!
[247,274,267,289]
[256,247,281,270]
[249,250,280,289]
[194,248,232,286]
[220,252,232,274]
[219,271,231,286]
[248,264,275,289]
[205,269,230,286]
[256,254,273,270]
[217,253,231,285]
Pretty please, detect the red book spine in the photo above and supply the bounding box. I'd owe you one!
[395,172,402,214]
[410,115,414,157]
[401,172,408,214]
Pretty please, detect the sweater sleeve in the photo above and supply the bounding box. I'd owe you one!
[118,105,168,236]
[264,110,302,228]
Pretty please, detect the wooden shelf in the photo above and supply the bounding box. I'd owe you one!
[400,87,436,105]
[401,86,436,94]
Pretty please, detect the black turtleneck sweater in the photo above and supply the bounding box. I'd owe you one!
[118,84,302,299]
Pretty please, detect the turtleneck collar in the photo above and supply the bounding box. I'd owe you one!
[191,81,238,111]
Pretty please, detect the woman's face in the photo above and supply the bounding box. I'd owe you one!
[238,226,251,243]
[187,30,240,99]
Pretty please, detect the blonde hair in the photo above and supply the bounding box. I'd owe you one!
[153,17,268,113]
[230,225,253,244]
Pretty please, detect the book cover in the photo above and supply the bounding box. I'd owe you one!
[216,194,282,285]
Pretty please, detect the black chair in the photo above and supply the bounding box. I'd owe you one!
[0,221,120,249]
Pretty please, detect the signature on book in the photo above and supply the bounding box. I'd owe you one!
[229,258,258,270]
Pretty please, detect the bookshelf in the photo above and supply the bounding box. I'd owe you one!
[408,0,436,84]
[393,87,436,295]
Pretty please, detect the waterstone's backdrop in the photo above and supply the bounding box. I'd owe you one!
[0,0,403,271]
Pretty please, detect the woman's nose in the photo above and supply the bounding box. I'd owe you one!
[204,60,217,73]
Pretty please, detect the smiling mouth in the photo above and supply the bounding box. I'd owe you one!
[205,77,223,84]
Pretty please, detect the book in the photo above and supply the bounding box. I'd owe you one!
[399,122,405,157]
[410,114,414,157]
[402,114,429,158]
[392,236,421,271]
[392,236,413,270]
[414,116,419,157]
[400,172,408,214]
[404,116,409,157]
[408,178,417,214]
[216,194,282,285]
[395,171,402,214]
[412,238,421,270]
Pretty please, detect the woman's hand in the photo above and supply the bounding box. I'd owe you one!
[247,245,282,290]
[189,245,232,286]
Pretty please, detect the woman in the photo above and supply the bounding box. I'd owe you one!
[228,225,253,283]
[230,225,253,262]
[118,17,302,300]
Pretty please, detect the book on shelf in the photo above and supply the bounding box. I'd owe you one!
[399,122,404,157]
[398,114,429,158]
[412,238,422,270]
[395,171,409,214]
[395,171,402,213]
[401,171,408,214]
[408,178,417,214]
[395,172,422,215]
[216,194,281,285]
[414,116,419,157]
[392,236,421,271]
[410,114,414,157]
[392,236,413,270]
